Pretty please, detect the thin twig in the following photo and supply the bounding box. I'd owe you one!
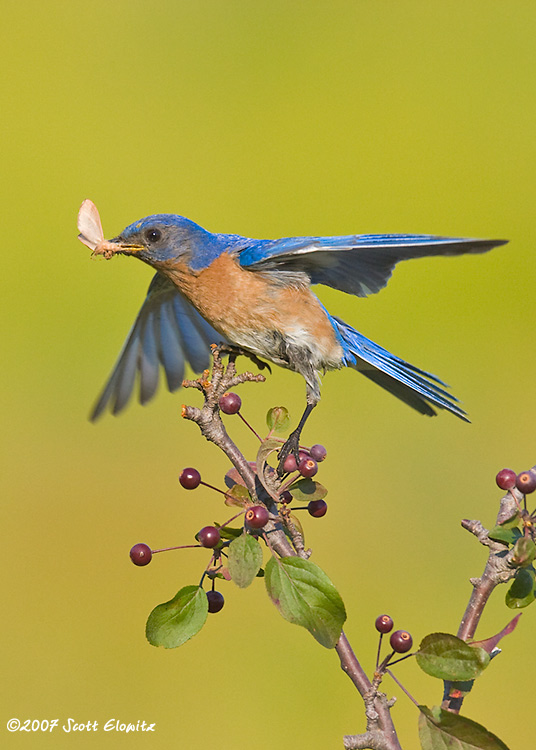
[336,632,402,750]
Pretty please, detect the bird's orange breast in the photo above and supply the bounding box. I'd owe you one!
[158,253,342,367]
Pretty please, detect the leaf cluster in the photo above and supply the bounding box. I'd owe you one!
[489,512,536,608]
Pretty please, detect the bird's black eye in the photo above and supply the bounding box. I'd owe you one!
[146,228,162,243]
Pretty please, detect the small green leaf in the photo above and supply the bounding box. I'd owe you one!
[266,406,291,434]
[255,438,281,493]
[228,533,263,588]
[418,705,510,750]
[488,525,522,545]
[287,478,328,503]
[146,585,208,649]
[510,537,536,567]
[224,484,250,508]
[216,524,244,540]
[488,513,521,545]
[264,556,346,648]
[505,567,536,609]
[496,512,520,528]
[256,438,281,472]
[416,633,490,681]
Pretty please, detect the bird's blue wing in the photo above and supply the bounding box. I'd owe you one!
[238,234,507,296]
[328,312,468,420]
[90,273,226,420]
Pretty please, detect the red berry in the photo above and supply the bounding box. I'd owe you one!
[310,444,327,462]
[496,469,517,491]
[180,467,201,489]
[516,471,536,494]
[219,392,242,414]
[130,543,152,566]
[245,505,270,529]
[299,457,318,478]
[308,499,327,517]
[206,590,225,613]
[282,454,298,473]
[375,614,394,634]
[390,630,413,653]
[280,490,293,504]
[198,526,221,548]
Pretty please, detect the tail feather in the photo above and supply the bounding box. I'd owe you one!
[329,314,469,421]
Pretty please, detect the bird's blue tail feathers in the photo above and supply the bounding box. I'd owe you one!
[328,314,469,421]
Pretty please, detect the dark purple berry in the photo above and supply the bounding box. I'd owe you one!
[245,505,270,529]
[206,590,225,613]
[280,490,293,504]
[282,454,298,473]
[496,469,517,491]
[375,614,394,634]
[198,526,221,548]
[299,457,318,478]
[308,499,327,517]
[390,630,413,653]
[310,444,327,462]
[130,543,152,566]
[219,392,242,415]
[180,467,201,489]
[516,470,536,494]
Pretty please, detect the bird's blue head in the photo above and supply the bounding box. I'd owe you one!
[108,214,225,271]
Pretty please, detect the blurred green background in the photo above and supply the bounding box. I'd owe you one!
[2,1,534,748]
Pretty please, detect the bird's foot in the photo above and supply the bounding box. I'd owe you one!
[217,344,272,374]
[277,429,302,477]
[276,402,316,477]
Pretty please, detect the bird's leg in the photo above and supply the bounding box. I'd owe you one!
[216,344,272,374]
[277,402,316,476]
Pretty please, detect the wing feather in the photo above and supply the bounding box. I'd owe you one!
[90,273,226,420]
[239,234,507,296]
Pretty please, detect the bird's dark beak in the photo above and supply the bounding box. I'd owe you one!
[108,236,145,255]
[86,236,144,260]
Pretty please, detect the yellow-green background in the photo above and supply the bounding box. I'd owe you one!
[2,2,534,748]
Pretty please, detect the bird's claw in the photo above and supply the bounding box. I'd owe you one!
[276,430,301,477]
[217,345,271,374]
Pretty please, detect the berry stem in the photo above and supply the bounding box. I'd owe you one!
[199,553,218,587]
[237,412,263,441]
[219,510,247,528]
[377,652,395,674]
[279,472,301,491]
[200,479,236,501]
[151,543,202,553]
[385,669,420,707]
[386,653,414,668]
[206,562,225,580]
[375,633,384,669]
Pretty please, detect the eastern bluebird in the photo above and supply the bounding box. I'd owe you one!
[78,200,506,457]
